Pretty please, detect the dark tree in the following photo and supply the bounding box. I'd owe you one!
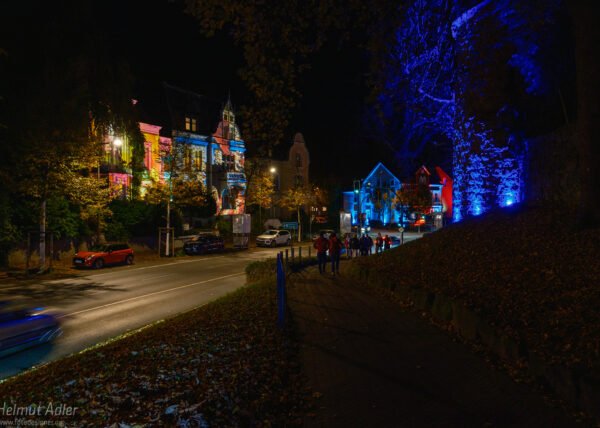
[567,1,600,228]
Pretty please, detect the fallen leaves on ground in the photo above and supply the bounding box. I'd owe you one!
[0,280,306,427]
[349,203,600,371]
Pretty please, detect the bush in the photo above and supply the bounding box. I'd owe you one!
[104,221,130,242]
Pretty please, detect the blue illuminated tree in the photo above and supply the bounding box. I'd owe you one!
[376,0,567,221]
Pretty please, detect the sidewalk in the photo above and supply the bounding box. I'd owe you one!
[287,268,581,427]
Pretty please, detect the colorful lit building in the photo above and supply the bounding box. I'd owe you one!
[139,122,172,196]
[342,163,453,227]
[163,83,246,217]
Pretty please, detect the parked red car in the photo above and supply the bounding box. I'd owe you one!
[73,243,134,269]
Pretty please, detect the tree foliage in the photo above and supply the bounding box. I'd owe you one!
[246,169,275,210]
[185,0,402,150]
[279,184,315,241]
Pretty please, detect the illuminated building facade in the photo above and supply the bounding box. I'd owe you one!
[343,163,452,227]
[139,122,172,197]
[163,83,246,216]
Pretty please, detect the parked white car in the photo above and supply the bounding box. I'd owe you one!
[256,230,292,247]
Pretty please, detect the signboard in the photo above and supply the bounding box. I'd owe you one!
[340,212,352,234]
[227,172,247,186]
[281,222,298,230]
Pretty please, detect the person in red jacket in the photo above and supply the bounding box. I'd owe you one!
[313,231,329,274]
[329,232,343,276]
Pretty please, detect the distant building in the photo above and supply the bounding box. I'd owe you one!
[342,163,453,228]
[250,132,310,220]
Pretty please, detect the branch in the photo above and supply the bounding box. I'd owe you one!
[417,87,454,104]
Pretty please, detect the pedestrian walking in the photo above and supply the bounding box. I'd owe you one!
[367,234,374,255]
[344,234,351,259]
[350,234,360,258]
[359,234,369,256]
[329,232,342,276]
[314,231,329,274]
[384,234,391,251]
[375,232,383,254]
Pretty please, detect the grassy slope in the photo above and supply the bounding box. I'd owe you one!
[349,204,600,370]
[0,280,305,427]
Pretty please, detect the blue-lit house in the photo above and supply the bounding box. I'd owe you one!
[343,163,452,227]
[343,163,402,227]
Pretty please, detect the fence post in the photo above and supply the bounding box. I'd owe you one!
[291,247,295,264]
[299,246,302,265]
[276,252,286,329]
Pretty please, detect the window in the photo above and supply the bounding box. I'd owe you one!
[184,148,192,169]
[185,117,197,132]
[194,150,202,170]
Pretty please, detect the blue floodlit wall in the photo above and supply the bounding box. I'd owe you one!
[452,117,524,222]
[377,0,562,223]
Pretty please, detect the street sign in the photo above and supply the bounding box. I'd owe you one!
[281,222,298,230]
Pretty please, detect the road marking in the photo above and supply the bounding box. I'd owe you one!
[83,256,227,278]
[60,272,245,318]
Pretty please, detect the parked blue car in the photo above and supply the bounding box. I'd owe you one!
[0,301,62,358]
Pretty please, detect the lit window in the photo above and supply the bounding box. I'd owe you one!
[185,148,192,169]
[195,150,202,169]
[185,117,191,131]
[191,118,197,132]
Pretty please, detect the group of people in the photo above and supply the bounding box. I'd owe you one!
[344,232,392,257]
[313,231,396,276]
[313,231,343,276]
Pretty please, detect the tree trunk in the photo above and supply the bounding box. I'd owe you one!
[569,0,600,228]
[297,207,302,242]
[39,199,46,272]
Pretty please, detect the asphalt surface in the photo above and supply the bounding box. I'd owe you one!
[0,247,283,380]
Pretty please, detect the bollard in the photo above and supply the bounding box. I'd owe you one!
[308,246,312,258]
[276,252,286,328]
[299,247,302,264]
[285,249,289,264]
[291,247,295,264]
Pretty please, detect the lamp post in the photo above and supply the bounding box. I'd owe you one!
[269,166,277,219]
[162,152,174,257]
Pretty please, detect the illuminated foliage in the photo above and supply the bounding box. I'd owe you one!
[279,185,315,241]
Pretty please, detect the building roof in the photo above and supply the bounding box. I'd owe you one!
[163,82,223,136]
[363,162,401,185]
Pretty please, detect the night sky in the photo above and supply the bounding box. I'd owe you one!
[1,0,393,188]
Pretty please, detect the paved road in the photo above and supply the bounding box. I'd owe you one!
[0,247,282,380]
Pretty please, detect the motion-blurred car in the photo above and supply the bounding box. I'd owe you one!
[389,235,402,247]
[183,234,225,255]
[73,243,134,269]
[0,301,61,358]
[256,230,292,247]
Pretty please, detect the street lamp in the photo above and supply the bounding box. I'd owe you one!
[112,137,123,166]
[269,167,277,218]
